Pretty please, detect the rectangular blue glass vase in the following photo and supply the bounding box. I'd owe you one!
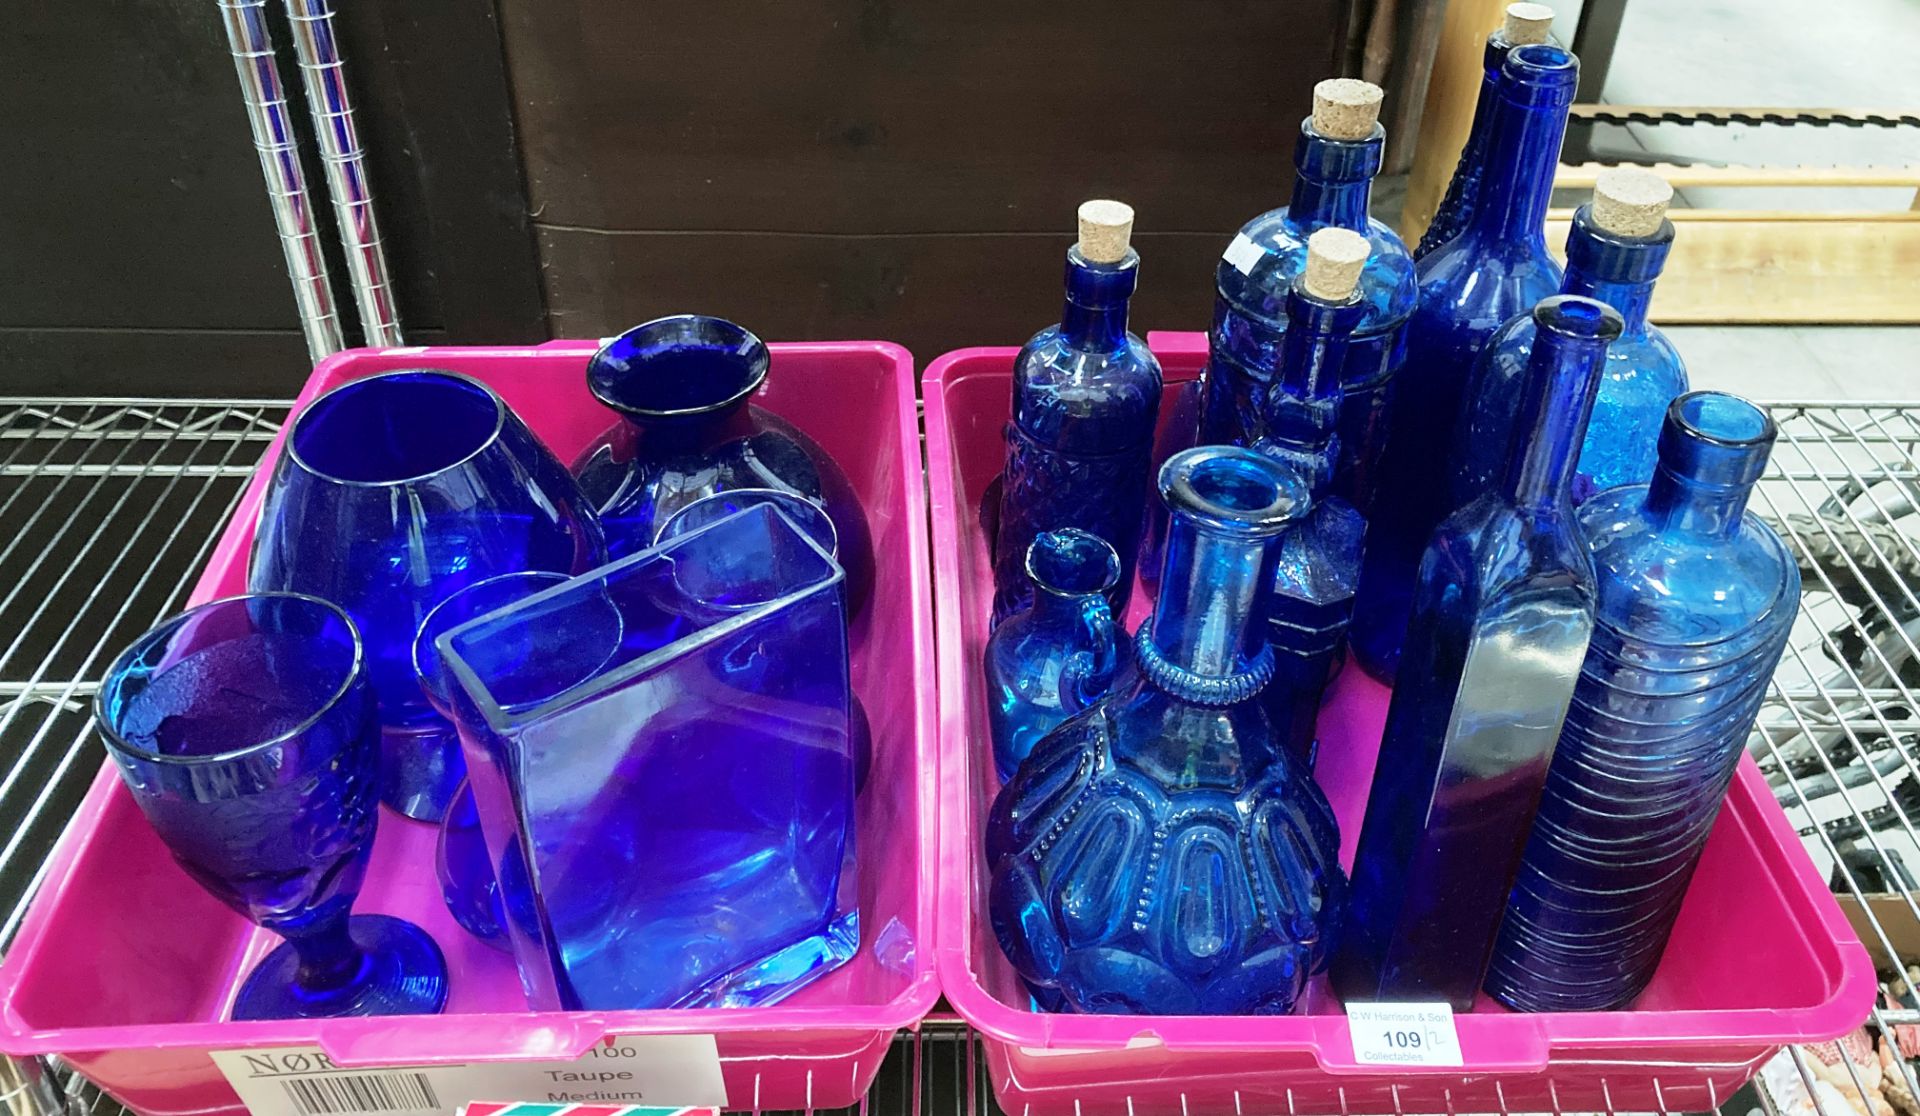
[439,502,859,1011]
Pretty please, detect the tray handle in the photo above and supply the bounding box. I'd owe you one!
[317,1016,610,1067]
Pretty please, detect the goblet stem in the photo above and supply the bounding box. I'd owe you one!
[286,916,370,997]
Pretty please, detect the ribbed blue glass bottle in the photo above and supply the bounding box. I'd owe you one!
[1350,43,1578,683]
[1485,392,1797,1012]
[993,201,1162,624]
[1414,3,1557,260]
[1256,228,1371,769]
[984,529,1123,782]
[987,446,1346,1015]
[1450,169,1687,509]
[1200,79,1416,514]
[1335,296,1620,1010]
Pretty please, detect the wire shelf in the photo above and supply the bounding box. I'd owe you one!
[8,397,1920,1116]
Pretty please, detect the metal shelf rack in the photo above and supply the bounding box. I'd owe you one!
[7,397,1920,1116]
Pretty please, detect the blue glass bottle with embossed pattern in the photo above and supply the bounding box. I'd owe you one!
[1415,3,1557,260]
[1256,229,1371,769]
[1351,43,1578,683]
[1450,170,1687,510]
[993,202,1162,624]
[1200,79,1416,513]
[1334,296,1620,1010]
[986,446,1347,1015]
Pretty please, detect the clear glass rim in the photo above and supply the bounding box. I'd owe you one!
[588,314,770,420]
[286,369,508,489]
[1158,445,1303,537]
[439,503,844,733]
[1026,528,1121,599]
[411,570,575,702]
[94,591,365,767]
[1667,390,1777,451]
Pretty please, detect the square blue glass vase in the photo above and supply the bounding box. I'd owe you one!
[438,502,859,1011]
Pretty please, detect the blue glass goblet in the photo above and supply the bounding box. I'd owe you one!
[249,369,605,821]
[95,593,449,1020]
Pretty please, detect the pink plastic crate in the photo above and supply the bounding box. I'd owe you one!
[0,340,940,1116]
[927,333,1876,1116]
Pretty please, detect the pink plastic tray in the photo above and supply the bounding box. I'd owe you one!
[927,333,1876,1116]
[0,340,940,1116]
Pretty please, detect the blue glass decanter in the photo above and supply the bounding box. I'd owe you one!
[1351,43,1578,683]
[984,529,1122,783]
[1451,168,1687,508]
[992,201,1162,624]
[1485,393,1797,1012]
[987,446,1347,1015]
[1255,228,1371,769]
[1335,296,1620,1010]
[1201,79,1417,513]
[1414,3,1557,260]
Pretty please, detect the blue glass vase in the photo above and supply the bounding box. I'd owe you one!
[96,593,448,1019]
[1350,43,1578,683]
[439,502,857,1010]
[249,370,606,821]
[1414,4,1556,260]
[1255,233,1370,770]
[992,205,1162,624]
[984,528,1122,782]
[1200,80,1417,514]
[570,315,873,615]
[1485,392,1797,1012]
[1335,296,1620,1010]
[987,446,1347,1015]
[1450,179,1687,510]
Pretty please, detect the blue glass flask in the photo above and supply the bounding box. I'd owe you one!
[987,446,1347,1015]
[1350,43,1578,683]
[1255,228,1371,769]
[1485,393,1797,1012]
[1335,296,1620,1010]
[984,529,1122,783]
[993,201,1162,624]
[1451,170,1687,508]
[1201,79,1416,513]
[1415,3,1558,260]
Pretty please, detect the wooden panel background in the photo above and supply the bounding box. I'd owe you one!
[499,0,1348,353]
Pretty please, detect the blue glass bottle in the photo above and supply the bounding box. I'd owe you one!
[1414,3,1557,260]
[1485,392,1797,1012]
[1450,170,1687,509]
[1201,79,1417,513]
[987,446,1347,1015]
[993,202,1162,623]
[1350,43,1578,683]
[1335,296,1620,1010]
[984,529,1122,782]
[1255,228,1371,769]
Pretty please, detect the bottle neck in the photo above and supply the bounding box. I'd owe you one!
[1148,519,1272,680]
[1286,123,1384,234]
[1031,586,1093,629]
[1563,271,1654,331]
[1262,288,1364,492]
[1060,248,1138,352]
[1466,61,1574,245]
[1562,206,1673,333]
[1643,468,1751,540]
[1501,305,1617,510]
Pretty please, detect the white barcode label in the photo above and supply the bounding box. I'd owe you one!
[1222,233,1266,275]
[212,1039,727,1116]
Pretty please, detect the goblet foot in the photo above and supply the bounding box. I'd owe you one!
[234,915,450,1020]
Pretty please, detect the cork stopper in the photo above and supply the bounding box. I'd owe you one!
[1311,79,1384,140]
[1591,167,1674,237]
[1076,200,1135,264]
[1501,3,1555,44]
[1304,227,1370,301]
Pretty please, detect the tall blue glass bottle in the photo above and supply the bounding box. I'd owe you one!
[1485,392,1797,1012]
[987,446,1346,1015]
[1350,43,1578,683]
[1335,296,1620,1010]
[1201,79,1416,513]
[1451,168,1687,508]
[1256,228,1370,769]
[993,201,1162,623]
[1414,3,1557,260]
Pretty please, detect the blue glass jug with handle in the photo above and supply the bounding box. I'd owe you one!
[987,445,1346,1015]
[1350,42,1579,683]
[993,201,1162,624]
[1335,295,1620,1011]
[1450,167,1687,509]
[1485,392,1797,1012]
